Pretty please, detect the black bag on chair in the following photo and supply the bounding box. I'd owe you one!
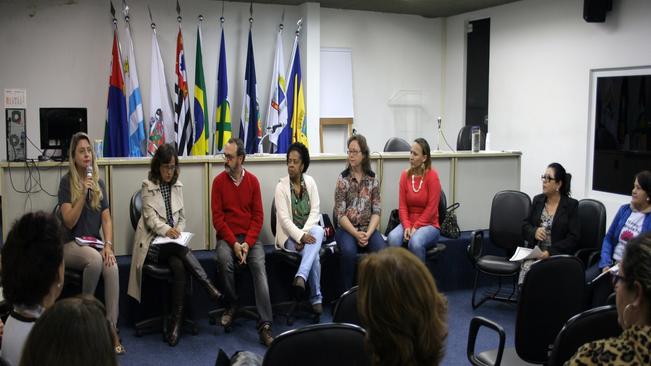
[440,202,461,239]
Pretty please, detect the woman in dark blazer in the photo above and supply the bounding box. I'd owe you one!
[520,162,580,283]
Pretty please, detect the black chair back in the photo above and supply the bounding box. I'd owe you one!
[332,286,360,326]
[439,190,447,227]
[456,125,485,151]
[516,255,586,364]
[577,198,606,252]
[548,305,621,366]
[271,199,277,237]
[383,137,410,152]
[262,323,369,366]
[489,190,531,255]
[130,190,143,230]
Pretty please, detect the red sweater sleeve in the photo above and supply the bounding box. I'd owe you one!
[398,171,412,229]
[413,170,441,228]
[211,175,237,246]
[244,175,264,246]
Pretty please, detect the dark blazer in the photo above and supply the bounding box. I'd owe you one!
[522,193,580,256]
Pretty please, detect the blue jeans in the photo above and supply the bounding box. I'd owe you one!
[387,224,440,262]
[284,226,324,305]
[336,228,386,290]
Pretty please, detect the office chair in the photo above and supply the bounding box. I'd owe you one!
[574,198,606,267]
[427,190,448,260]
[383,137,411,152]
[262,323,369,366]
[457,125,485,151]
[467,255,586,365]
[386,190,448,261]
[332,285,360,326]
[467,190,531,309]
[52,203,83,294]
[131,190,198,339]
[270,199,321,325]
[548,305,621,366]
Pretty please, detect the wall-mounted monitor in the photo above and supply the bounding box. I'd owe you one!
[39,107,87,159]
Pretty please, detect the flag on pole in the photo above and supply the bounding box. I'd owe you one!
[124,25,145,157]
[103,29,129,157]
[238,29,261,154]
[147,27,173,155]
[191,22,208,155]
[174,24,194,156]
[288,40,308,147]
[277,33,307,153]
[263,28,287,153]
[213,27,231,153]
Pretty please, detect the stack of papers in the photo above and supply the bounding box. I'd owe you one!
[509,246,544,261]
[75,236,104,250]
[152,232,194,247]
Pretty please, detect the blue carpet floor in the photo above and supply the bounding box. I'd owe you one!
[117,287,516,366]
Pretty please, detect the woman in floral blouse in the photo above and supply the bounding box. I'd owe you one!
[335,134,386,290]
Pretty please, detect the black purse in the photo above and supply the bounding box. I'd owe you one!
[440,202,461,239]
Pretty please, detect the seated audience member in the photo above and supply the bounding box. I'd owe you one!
[358,247,448,366]
[567,232,651,365]
[0,212,64,366]
[586,171,651,304]
[520,163,579,283]
[274,142,324,314]
[212,138,274,346]
[56,132,122,353]
[334,134,386,290]
[19,295,117,366]
[387,138,442,262]
[128,143,222,346]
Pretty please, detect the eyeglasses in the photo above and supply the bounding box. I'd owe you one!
[541,175,556,182]
[347,150,361,156]
[161,164,177,171]
[611,273,627,286]
[223,154,237,161]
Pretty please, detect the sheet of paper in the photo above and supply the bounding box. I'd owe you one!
[509,246,543,261]
[151,231,193,246]
[591,263,620,284]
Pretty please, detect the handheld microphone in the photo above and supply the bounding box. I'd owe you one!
[437,117,442,129]
[86,165,93,201]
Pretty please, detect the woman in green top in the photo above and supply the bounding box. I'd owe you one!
[273,142,324,314]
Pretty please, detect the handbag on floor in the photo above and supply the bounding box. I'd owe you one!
[440,202,461,239]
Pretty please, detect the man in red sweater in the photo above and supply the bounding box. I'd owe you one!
[211,138,274,347]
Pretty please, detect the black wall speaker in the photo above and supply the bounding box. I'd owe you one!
[583,0,613,23]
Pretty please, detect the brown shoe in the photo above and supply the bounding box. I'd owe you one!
[220,305,237,328]
[312,303,323,315]
[258,323,274,347]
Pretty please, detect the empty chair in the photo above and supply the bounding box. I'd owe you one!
[575,198,607,267]
[467,255,586,365]
[548,305,621,366]
[262,323,369,366]
[383,137,411,152]
[467,190,531,309]
[332,285,360,326]
[457,125,485,151]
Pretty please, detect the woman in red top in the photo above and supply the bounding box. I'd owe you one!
[387,138,442,262]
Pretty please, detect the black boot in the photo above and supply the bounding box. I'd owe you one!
[183,252,223,303]
[167,280,185,347]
